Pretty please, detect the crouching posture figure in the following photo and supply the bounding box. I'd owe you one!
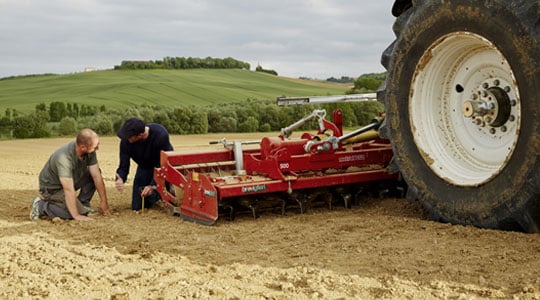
[30,128,110,221]
[114,117,173,212]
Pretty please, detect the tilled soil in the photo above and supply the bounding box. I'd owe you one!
[1,135,539,299]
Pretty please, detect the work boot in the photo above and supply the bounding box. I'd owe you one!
[30,197,42,221]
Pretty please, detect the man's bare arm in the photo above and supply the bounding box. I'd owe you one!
[59,177,93,221]
[88,164,110,215]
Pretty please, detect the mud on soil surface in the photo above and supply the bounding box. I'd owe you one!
[1,135,539,299]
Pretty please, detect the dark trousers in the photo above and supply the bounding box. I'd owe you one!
[39,171,95,219]
[131,166,159,211]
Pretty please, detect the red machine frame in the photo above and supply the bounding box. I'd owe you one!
[154,109,397,225]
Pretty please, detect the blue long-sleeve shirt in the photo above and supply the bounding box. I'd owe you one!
[116,123,173,183]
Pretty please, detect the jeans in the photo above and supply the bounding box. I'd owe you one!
[39,171,95,219]
[131,166,159,211]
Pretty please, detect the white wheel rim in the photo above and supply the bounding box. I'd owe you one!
[410,32,521,186]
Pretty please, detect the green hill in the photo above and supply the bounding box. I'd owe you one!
[0,69,349,113]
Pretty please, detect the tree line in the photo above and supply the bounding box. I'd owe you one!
[0,99,384,139]
[114,56,250,71]
[255,65,278,76]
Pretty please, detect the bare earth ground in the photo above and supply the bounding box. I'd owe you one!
[0,134,539,299]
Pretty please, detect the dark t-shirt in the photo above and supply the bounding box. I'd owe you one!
[115,123,173,182]
[39,141,98,189]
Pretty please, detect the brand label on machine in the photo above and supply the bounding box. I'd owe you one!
[338,154,366,163]
[242,185,267,193]
[204,190,216,198]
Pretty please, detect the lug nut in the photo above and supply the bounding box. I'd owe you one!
[494,79,500,86]
[490,128,496,134]
[509,115,515,122]
[511,100,517,106]
[501,126,507,132]
[483,82,489,89]
[504,86,511,93]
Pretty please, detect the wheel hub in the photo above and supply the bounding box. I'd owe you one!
[410,32,521,186]
[462,79,515,135]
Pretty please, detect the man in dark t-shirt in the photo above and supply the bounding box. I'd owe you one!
[115,118,173,211]
[31,128,110,221]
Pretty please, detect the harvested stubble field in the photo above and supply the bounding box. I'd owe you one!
[0,133,539,299]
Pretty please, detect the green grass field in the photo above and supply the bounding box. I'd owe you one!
[0,69,350,113]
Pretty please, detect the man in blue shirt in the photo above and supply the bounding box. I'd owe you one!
[115,118,173,211]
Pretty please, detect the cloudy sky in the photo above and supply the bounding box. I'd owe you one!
[0,0,396,79]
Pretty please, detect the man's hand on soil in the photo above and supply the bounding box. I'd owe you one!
[74,215,94,221]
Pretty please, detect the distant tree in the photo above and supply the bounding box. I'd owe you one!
[236,107,259,125]
[152,110,171,129]
[58,117,78,136]
[0,116,10,127]
[79,104,100,117]
[35,103,47,112]
[66,103,73,117]
[217,117,237,132]
[353,102,385,125]
[348,72,386,94]
[116,56,250,71]
[190,110,208,134]
[12,126,30,139]
[259,123,271,132]
[12,111,50,138]
[259,105,282,131]
[95,118,113,135]
[206,108,222,133]
[49,101,67,122]
[255,65,278,76]
[31,126,51,138]
[238,116,259,132]
[326,76,355,83]
[1,108,13,126]
[168,107,194,134]
[72,103,80,119]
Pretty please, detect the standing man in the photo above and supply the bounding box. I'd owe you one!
[114,118,173,211]
[30,128,110,221]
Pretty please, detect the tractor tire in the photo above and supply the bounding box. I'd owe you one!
[378,0,540,232]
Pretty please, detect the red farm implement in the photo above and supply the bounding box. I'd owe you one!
[154,105,399,225]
